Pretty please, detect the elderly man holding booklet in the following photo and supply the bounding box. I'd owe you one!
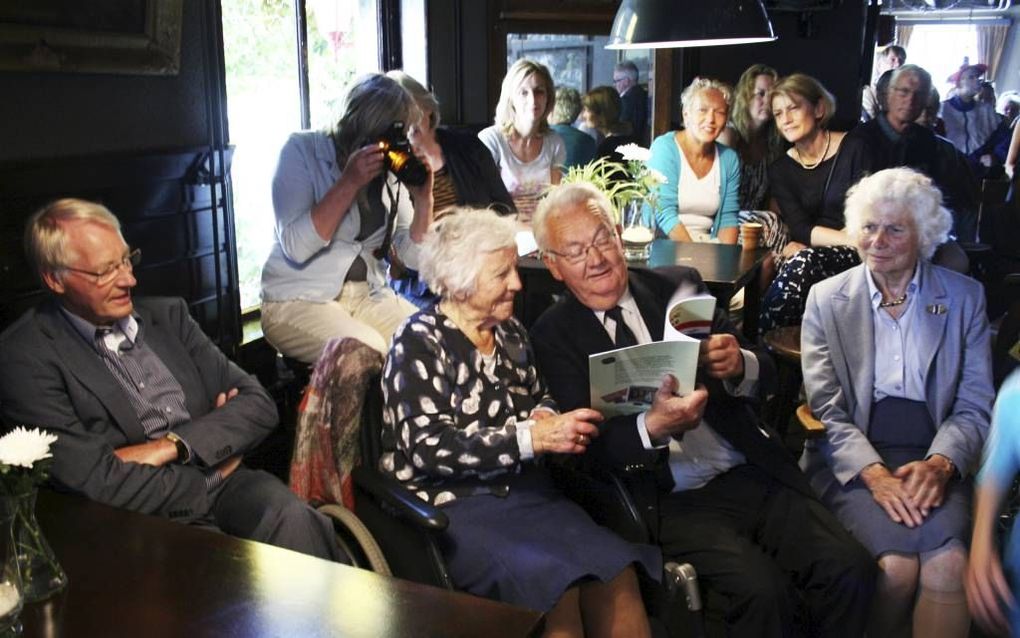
[529,181,876,638]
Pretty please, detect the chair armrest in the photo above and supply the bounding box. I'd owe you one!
[795,404,826,439]
[352,466,449,531]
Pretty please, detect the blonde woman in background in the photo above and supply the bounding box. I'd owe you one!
[478,59,566,223]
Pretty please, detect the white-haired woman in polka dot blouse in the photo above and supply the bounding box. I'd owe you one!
[379,207,660,635]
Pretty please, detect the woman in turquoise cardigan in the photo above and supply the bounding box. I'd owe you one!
[645,77,741,243]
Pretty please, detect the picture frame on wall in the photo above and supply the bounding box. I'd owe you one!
[0,0,182,76]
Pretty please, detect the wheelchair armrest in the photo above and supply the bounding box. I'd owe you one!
[352,466,449,532]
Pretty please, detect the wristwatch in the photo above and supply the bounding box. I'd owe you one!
[165,432,191,464]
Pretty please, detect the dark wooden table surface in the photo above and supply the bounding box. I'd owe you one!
[517,240,768,337]
[21,491,543,638]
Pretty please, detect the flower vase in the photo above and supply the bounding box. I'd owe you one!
[0,497,23,635]
[620,199,654,261]
[11,489,66,603]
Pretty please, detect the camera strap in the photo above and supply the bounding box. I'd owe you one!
[372,178,401,261]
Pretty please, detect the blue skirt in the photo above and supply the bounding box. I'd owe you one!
[821,397,969,556]
[437,466,662,612]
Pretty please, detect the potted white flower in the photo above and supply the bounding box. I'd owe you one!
[0,427,67,604]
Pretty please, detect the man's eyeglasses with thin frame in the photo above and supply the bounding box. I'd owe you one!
[544,226,617,265]
[63,248,141,285]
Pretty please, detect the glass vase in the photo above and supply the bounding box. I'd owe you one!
[11,489,66,603]
[620,199,654,261]
[0,497,24,635]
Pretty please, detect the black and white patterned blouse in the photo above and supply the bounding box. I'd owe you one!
[380,307,557,505]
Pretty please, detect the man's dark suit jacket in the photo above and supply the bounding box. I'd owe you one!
[0,297,277,523]
[620,85,649,145]
[530,267,813,499]
[843,118,980,242]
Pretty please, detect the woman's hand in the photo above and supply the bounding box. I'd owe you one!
[340,143,386,192]
[893,455,953,516]
[531,408,603,455]
[859,463,925,528]
[781,240,807,258]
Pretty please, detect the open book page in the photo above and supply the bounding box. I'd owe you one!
[588,286,717,418]
[664,286,716,340]
[589,340,700,418]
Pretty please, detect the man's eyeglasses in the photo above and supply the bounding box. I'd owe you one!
[63,249,141,285]
[544,227,617,265]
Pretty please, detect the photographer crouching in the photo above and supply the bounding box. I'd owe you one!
[261,73,435,364]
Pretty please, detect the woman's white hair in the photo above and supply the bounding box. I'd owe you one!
[843,167,952,260]
[680,77,733,116]
[533,182,615,255]
[419,208,519,300]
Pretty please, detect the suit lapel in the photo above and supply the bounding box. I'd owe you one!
[915,263,949,399]
[832,267,875,430]
[913,261,950,420]
[37,302,147,442]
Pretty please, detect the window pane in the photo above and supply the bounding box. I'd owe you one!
[307,0,380,130]
[223,0,301,312]
[898,24,979,94]
[224,0,380,312]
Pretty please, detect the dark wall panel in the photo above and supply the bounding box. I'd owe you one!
[0,1,212,161]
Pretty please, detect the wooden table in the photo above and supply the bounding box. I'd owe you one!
[517,240,768,337]
[20,491,543,638]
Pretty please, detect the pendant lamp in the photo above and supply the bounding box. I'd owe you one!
[606,0,777,49]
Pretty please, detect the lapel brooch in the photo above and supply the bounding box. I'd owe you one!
[925,303,947,315]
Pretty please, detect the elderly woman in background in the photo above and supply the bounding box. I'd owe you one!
[582,85,639,164]
[550,86,596,169]
[479,59,565,223]
[381,209,659,635]
[261,73,432,363]
[719,64,781,212]
[645,77,739,244]
[801,167,994,638]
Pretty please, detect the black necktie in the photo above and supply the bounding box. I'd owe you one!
[605,306,638,348]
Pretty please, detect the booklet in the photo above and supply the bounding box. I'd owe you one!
[588,287,716,418]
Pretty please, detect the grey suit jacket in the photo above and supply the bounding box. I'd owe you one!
[800,262,993,495]
[0,297,277,522]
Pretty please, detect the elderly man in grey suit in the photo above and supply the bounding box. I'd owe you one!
[0,198,343,561]
[801,168,993,636]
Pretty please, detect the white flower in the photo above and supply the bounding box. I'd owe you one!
[617,143,651,162]
[646,168,668,185]
[0,427,57,469]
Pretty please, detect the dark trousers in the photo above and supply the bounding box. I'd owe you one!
[210,467,347,563]
[658,465,875,638]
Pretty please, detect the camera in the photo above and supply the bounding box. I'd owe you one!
[378,122,428,187]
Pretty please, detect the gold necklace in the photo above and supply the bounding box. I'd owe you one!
[794,130,830,170]
[879,292,908,308]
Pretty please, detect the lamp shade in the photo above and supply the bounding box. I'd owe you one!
[606,0,777,49]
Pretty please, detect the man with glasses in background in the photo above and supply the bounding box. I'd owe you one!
[613,60,648,145]
[0,198,345,562]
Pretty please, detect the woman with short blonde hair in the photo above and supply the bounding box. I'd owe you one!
[645,77,740,243]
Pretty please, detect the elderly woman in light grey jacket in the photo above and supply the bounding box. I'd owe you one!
[801,167,994,638]
[260,73,434,363]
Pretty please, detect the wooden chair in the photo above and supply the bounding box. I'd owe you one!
[795,404,826,439]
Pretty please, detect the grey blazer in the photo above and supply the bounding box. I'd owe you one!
[0,297,277,522]
[799,262,994,495]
